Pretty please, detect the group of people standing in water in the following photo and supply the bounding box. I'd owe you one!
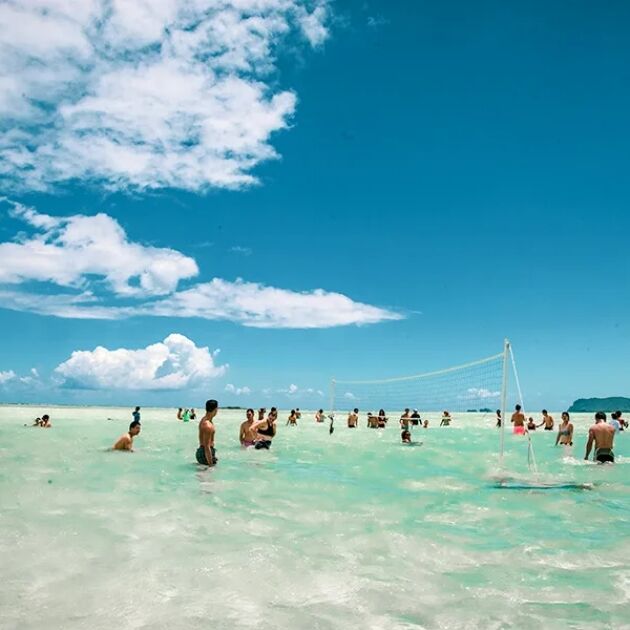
[505,404,626,463]
[104,400,625,467]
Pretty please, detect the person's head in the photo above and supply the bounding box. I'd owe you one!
[423,419,428,428]
[379,409,385,415]
[595,411,606,423]
[42,414,49,422]
[129,420,141,436]
[246,408,254,421]
[404,408,409,413]
[205,399,218,417]
[615,410,622,418]
[354,408,359,414]
[611,411,619,420]
[562,411,570,422]
[528,417,534,423]
[178,407,182,412]
[290,409,295,416]
[496,409,501,416]
[515,404,521,411]
[318,409,323,414]
[135,406,140,412]
[401,430,411,443]
[542,409,548,416]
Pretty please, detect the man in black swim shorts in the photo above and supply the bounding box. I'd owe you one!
[585,411,616,464]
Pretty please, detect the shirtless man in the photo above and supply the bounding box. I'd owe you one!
[367,412,377,428]
[585,411,616,463]
[440,411,452,427]
[400,408,411,431]
[113,420,141,451]
[511,404,526,435]
[315,409,325,423]
[196,399,218,466]
[538,409,554,431]
[347,408,359,428]
[40,414,52,428]
[286,409,297,426]
[239,408,257,447]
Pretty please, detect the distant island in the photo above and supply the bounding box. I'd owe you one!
[568,397,630,412]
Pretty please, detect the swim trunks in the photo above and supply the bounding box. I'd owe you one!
[254,440,271,450]
[544,426,553,431]
[513,425,525,435]
[595,448,614,463]
[241,440,255,448]
[196,446,217,465]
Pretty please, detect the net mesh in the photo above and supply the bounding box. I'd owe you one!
[331,352,504,418]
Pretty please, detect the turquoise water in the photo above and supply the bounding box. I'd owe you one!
[1,405,629,629]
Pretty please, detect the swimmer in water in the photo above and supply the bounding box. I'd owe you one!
[286,409,297,426]
[440,411,452,427]
[40,414,52,428]
[295,408,302,419]
[495,409,502,427]
[410,409,420,426]
[196,400,218,466]
[585,411,616,463]
[132,406,141,423]
[613,411,628,431]
[555,411,573,446]
[315,409,325,423]
[527,417,537,431]
[251,407,276,449]
[400,408,411,431]
[239,408,257,447]
[401,429,412,443]
[177,408,183,420]
[347,408,359,428]
[423,419,429,429]
[511,404,526,435]
[113,420,141,451]
[32,417,42,427]
[189,408,196,420]
[378,409,388,427]
[537,409,554,430]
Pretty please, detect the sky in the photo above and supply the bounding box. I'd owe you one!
[1,0,629,410]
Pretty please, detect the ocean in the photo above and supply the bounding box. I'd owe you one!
[1,405,628,629]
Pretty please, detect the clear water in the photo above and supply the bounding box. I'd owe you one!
[1,405,628,629]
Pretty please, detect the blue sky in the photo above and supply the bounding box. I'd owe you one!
[0,0,629,409]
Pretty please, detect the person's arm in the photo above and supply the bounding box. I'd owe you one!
[568,423,574,444]
[584,429,594,460]
[204,426,215,466]
[555,428,561,446]
[239,423,245,444]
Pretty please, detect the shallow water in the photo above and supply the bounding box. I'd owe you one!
[1,405,628,629]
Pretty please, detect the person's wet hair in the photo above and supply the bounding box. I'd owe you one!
[595,411,606,421]
[515,404,521,411]
[135,406,140,412]
[354,408,359,413]
[206,399,218,412]
[246,408,254,415]
[129,420,141,430]
[542,409,548,415]
[562,412,570,420]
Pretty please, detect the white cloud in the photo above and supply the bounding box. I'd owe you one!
[225,383,251,395]
[343,391,356,400]
[0,370,16,384]
[230,245,252,256]
[142,279,402,328]
[278,383,325,397]
[0,202,403,328]
[0,0,329,193]
[465,387,500,399]
[54,333,226,390]
[0,200,198,297]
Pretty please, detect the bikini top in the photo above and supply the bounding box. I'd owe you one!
[258,422,275,437]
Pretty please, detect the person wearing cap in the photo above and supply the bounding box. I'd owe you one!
[113,420,141,451]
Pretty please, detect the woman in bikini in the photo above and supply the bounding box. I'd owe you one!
[555,411,574,446]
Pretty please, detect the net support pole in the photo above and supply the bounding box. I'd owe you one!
[499,338,510,467]
[329,378,336,419]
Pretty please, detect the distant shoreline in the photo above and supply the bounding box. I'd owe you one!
[568,397,630,412]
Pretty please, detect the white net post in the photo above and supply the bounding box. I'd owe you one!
[499,338,510,467]
[329,378,336,419]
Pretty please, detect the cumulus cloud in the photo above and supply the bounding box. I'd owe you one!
[0,200,198,296]
[464,387,500,399]
[225,383,251,395]
[0,0,329,193]
[343,392,356,400]
[0,370,16,384]
[278,383,324,397]
[0,202,402,328]
[54,333,226,390]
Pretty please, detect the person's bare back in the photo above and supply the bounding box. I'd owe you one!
[585,412,616,463]
[113,420,141,452]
